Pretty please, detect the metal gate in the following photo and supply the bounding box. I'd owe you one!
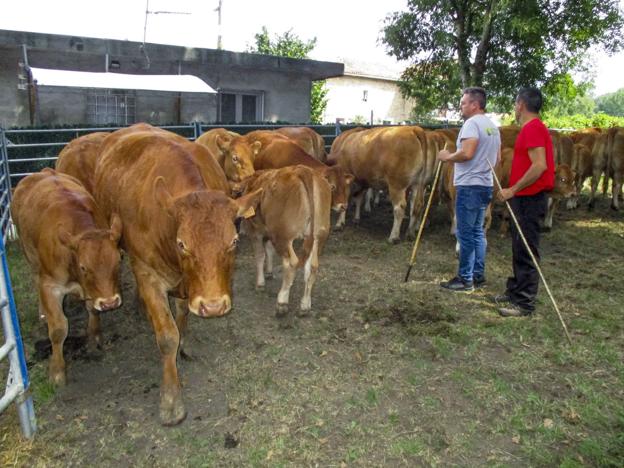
[0,129,36,438]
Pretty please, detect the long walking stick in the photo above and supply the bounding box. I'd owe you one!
[404,159,444,282]
[487,159,572,345]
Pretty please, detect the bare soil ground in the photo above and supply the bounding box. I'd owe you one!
[1,195,623,467]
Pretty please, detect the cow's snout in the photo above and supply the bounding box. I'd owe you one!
[333,203,347,213]
[190,295,231,317]
[94,294,122,312]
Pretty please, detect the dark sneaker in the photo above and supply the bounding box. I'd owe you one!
[492,294,512,305]
[474,276,486,288]
[440,276,474,292]
[498,304,533,317]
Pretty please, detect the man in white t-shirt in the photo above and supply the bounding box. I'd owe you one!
[437,87,501,292]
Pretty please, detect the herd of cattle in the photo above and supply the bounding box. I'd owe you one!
[9,122,623,425]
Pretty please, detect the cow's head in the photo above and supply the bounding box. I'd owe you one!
[217,136,260,183]
[59,214,123,312]
[553,164,577,199]
[320,166,354,212]
[154,177,262,317]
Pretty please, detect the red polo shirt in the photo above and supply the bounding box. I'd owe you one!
[509,118,555,196]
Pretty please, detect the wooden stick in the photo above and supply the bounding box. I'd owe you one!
[404,159,444,282]
[487,159,572,345]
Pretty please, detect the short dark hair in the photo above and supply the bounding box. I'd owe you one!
[516,87,543,113]
[462,87,487,110]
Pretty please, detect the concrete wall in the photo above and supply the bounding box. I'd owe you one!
[323,75,414,124]
[0,30,343,127]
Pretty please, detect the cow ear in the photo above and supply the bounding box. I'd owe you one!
[216,135,231,152]
[153,177,174,214]
[252,141,262,156]
[109,213,123,243]
[232,188,263,219]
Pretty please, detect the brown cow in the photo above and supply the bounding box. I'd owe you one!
[55,132,110,194]
[329,126,427,243]
[499,125,521,149]
[588,133,610,210]
[195,129,261,184]
[250,135,354,214]
[543,164,577,230]
[275,126,327,162]
[94,129,262,425]
[240,166,331,314]
[605,127,624,210]
[11,169,123,386]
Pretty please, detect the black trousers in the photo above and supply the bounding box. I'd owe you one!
[505,192,548,311]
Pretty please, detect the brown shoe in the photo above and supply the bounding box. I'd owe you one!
[498,304,533,317]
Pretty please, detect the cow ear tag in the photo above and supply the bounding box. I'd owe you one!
[240,206,255,219]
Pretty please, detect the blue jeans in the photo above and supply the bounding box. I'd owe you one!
[455,185,493,283]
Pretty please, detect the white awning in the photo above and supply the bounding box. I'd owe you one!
[28,67,216,93]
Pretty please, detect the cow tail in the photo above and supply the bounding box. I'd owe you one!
[297,168,316,268]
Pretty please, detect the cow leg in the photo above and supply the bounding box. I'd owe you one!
[276,242,297,317]
[484,203,493,232]
[300,238,320,313]
[353,190,366,224]
[374,189,382,206]
[174,298,192,359]
[544,197,557,230]
[448,199,457,235]
[39,283,67,386]
[133,262,185,426]
[252,234,266,290]
[588,168,601,210]
[406,185,425,240]
[364,188,373,213]
[388,186,407,243]
[334,209,346,231]
[265,240,275,279]
[85,301,102,352]
[611,173,622,211]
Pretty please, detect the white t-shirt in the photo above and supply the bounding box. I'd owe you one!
[454,114,501,187]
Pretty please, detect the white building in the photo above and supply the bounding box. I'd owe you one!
[322,59,414,125]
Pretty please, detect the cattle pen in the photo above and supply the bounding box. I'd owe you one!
[0,123,623,466]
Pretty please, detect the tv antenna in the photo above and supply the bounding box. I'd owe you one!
[141,0,191,69]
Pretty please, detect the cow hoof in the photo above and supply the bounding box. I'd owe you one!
[388,237,401,245]
[180,342,194,360]
[275,303,289,318]
[333,224,344,232]
[611,204,619,211]
[296,309,311,318]
[255,284,265,291]
[540,226,552,233]
[587,203,594,212]
[353,219,360,226]
[49,370,67,387]
[160,397,186,426]
[265,272,274,280]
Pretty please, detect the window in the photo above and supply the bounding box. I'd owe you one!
[87,89,136,125]
[218,90,264,123]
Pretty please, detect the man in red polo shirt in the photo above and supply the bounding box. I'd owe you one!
[495,87,555,317]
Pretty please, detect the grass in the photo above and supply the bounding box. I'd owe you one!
[1,193,623,466]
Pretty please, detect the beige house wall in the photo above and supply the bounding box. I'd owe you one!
[323,75,414,124]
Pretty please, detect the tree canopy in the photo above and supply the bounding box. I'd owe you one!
[247,27,329,123]
[596,88,624,116]
[383,0,624,113]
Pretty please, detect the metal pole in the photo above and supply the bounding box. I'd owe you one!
[487,159,572,345]
[404,160,444,282]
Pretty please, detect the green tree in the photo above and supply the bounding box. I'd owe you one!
[543,73,595,116]
[595,88,624,116]
[248,27,329,123]
[383,0,624,113]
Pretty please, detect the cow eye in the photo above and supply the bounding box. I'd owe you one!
[177,239,187,252]
[230,236,239,250]
[79,264,87,273]
[330,183,337,192]
[232,155,240,165]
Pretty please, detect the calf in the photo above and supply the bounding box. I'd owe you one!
[55,132,110,195]
[241,166,331,315]
[11,169,122,386]
[543,164,577,230]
